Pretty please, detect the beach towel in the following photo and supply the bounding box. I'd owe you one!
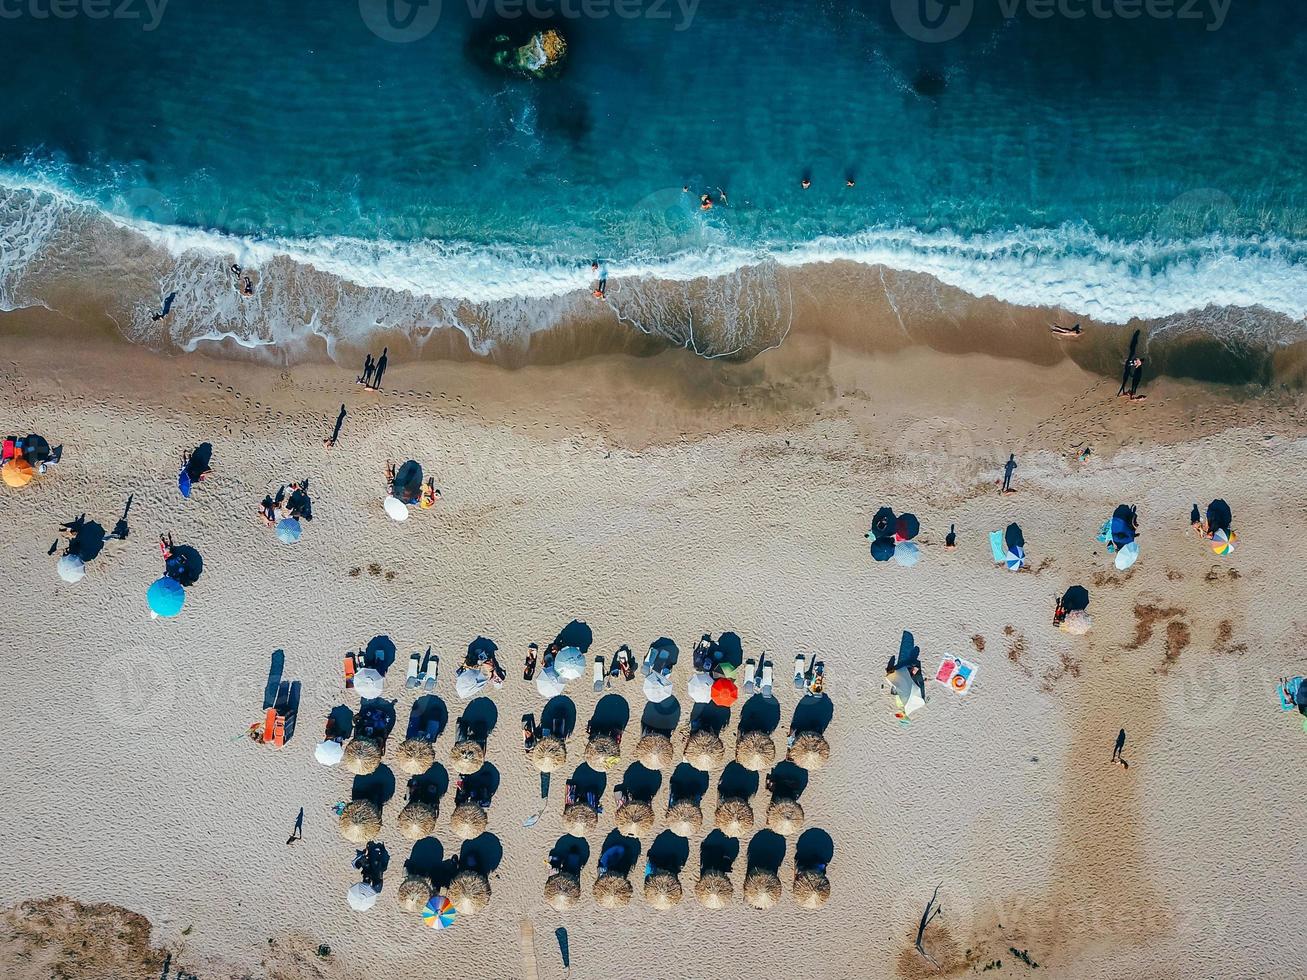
[1278,677,1304,712]
[935,656,978,695]
[988,531,1006,563]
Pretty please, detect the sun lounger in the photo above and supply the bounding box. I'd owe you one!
[406,652,421,689]
[261,707,277,743]
[273,714,286,748]
[593,656,605,691]
[423,652,439,692]
[742,658,756,695]
[760,662,774,699]
[344,654,356,690]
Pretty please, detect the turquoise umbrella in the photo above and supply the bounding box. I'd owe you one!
[276,518,302,544]
[147,577,185,617]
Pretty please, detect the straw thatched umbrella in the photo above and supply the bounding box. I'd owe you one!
[394,738,435,775]
[561,802,599,834]
[450,802,488,839]
[644,871,683,909]
[530,736,567,773]
[666,799,703,836]
[694,871,733,909]
[714,797,754,836]
[743,869,782,910]
[544,872,581,911]
[397,799,438,839]
[684,730,725,771]
[615,800,655,837]
[635,732,674,769]
[735,730,777,771]
[787,730,830,770]
[448,870,491,916]
[585,734,621,769]
[397,874,434,913]
[342,737,382,776]
[449,738,485,775]
[765,797,804,835]
[594,873,633,909]
[338,800,381,843]
[793,869,830,909]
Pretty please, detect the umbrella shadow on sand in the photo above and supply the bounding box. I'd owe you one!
[738,694,780,734]
[459,833,504,874]
[408,763,449,805]
[363,636,397,675]
[669,763,709,805]
[459,763,500,807]
[541,696,576,738]
[646,830,689,876]
[768,760,810,800]
[690,703,730,735]
[549,836,590,874]
[700,829,740,873]
[553,620,593,653]
[408,695,449,740]
[641,697,681,734]
[717,762,759,802]
[570,763,607,801]
[326,704,355,741]
[790,697,834,736]
[588,694,629,738]
[599,830,641,876]
[352,766,396,808]
[619,762,662,804]
[165,543,203,587]
[747,830,786,874]
[715,632,743,673]
[406,838,445,883]
[52,515,107,563]
[794,828,835,870]
[460,698,498,742]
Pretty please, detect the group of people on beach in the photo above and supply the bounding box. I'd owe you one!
[358,348,389,390]
[258,481,313,526]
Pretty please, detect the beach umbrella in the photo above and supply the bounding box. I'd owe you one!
[635,732,673,769]
[383,495,408,521]
[530,735,567,773]
[643,672,674,704]
[2,458,35,488]
[869,537,895,562]
[710,678,739,707]
[343,737,382,776]
[450,802,488,839]
[1207,499,1232,535]
[687,671,713,704]
[887,669,926,717]
[338,800,382,843]
[553,646,585,680]
[354,667,384,698]
[176,467,192,499]
[146,577,185,617]
[314,739,345,767]
[448,871,490,916]
[695,871,733,909]
[644,872,683,910]
[766,797,805,835]
[684,730,725,771]
[397,875,434,913]
[1114,541,1139,570]
[422,895,457,929]
[1062,611,1093,635]
[735,730,776,771]
[743,870,782,910]
[545,873,582,911]
[394,738,435,775]
[895,513,920,541]
[454,668,486,700]
[1211,529,1237,556]
[397,799,438,839]
[667,799,703,836]
[449,739,485,775]
[1004,546,1025,571]
[615,800,655,837]
[346,882,378,912]
[793,870,831,910]
[871,506,896,537]
[584,734,621,769]
[275,518,301,544]
[535,666,566,697]
[714,797,754,835]
[562,802,599,834]
[57,554,85,583]
[893,542,920,567]
[594,874,632,909]
[787,731,830,770]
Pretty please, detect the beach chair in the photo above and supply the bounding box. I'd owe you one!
[593,656,605,691]
[272,713,287,748]
[261,707,277,744]
[406,652,421,689]
[742,658,756,696]
[988,530,1006,564]
[760,662,774,699]
[344,654,356,690]
[422,651,439,692]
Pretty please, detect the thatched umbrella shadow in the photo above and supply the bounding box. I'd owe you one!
[352,765,396,807]
[738,693,780,735]
[407,695,448,741]
[716,762,759,802]
[699,829,740,873]
[548,835,591,874]
[794,828,834,871]
[789,695,834,736]
[541,695,576,739]
[460,697,499,742]
[619,762,661,804]
[646,829,689,877]
[408,764,449,804]
[405,838,445,882]
[768,760,810,800]
[553,620,594,652]
[746,829,787,875]
[597,830,641,877]
[690,702,730,736]
[588,693,630,736]
[458,832,503,875]
[640,697,681,734]
[457,762,500,807]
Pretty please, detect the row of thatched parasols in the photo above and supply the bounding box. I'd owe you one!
[339,797,491,843]
[560,793,804,838]
[396,870,491,917]
[542,867,830,911]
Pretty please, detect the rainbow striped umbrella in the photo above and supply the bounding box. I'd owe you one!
[422,895,457,929]
[1211,529,1236,555]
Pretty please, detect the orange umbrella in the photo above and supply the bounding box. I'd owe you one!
[2,458,35,488]
[710,678,738,707]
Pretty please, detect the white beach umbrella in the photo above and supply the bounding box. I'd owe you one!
[893,542,920,567]
[554,646,585,680]
[643,672,674,704]
[315,740,345,766]
[346,882,378,911]
[455,668,487,700]
[57,554,86,583]
[1114,541,1139,570]
[355,667,384,698]
[383,495,409,522]
[687,671,713,704]
[535,666,566,697]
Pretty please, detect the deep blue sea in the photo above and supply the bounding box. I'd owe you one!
[1,0,1305,355]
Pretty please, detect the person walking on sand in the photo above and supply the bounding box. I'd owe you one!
[945,524,956,550]
[1111,728,1129,769]
[371,347,389,390]
[1000,454,1017,494]
[324,404,347,450]
[359,353,375,387]
[1127,357,1146,400]
[287,807,304,845]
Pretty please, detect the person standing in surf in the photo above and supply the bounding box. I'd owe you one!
[1128,358,1146,400]
[1117,329,1141,396]
[358,353,375,387]
[591,260,608,298]
[371,348,389,390]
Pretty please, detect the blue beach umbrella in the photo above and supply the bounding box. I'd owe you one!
[276,518,302,544]
[893,542,920,567]
[147,576,185,617]
[1004,546,1025,571]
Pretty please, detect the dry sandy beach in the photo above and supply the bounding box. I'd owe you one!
[1,313,1305,980]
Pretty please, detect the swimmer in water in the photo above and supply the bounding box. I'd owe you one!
[700,194,713,211]
[242,276,254,296]
[1050,322,1083,338]
[717,188,728,205]
[801,177,811,190]
[846,177,855,188]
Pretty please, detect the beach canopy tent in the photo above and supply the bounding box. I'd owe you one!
[346,882,378,911]
[895,513,920,541]
[688,672,713,704]
[1207,499,1232,535]
[894,542,920,567]
[276,518,302,544]
[383,495,409,521]
[643,672,674,704]
[536,666,566,697]
[1062,585,1090,612]
[455,667,487,700]
[354,667,384,698]
[1114,541,1139,570]
[147,576,185,617]
[554,646,585,680]
[315,739,345,766]
[870,537,895,562]
[2,458,35,488]
[885,668,925,717]
[57,554,85,583]
[871,507,896,537]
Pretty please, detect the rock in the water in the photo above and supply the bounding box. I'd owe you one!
[492,28,567,78]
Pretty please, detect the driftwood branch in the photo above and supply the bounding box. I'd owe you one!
[915,884,944,965]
